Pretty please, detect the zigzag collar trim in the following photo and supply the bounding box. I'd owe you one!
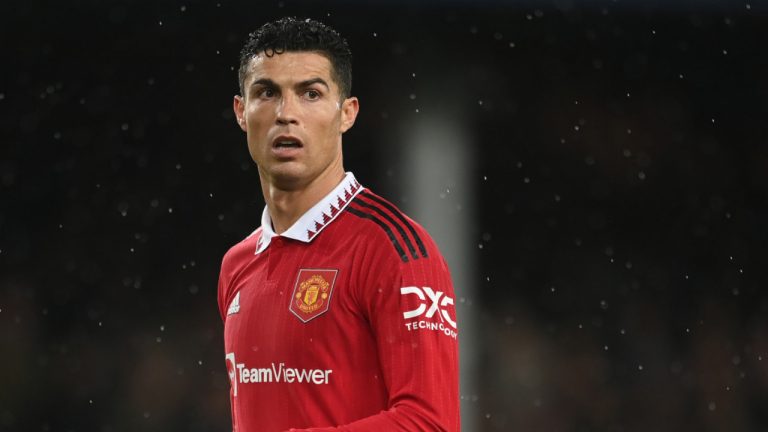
[255,172,363,254]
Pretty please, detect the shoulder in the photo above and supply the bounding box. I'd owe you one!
[343,188,439,265]
[220,227,261,274]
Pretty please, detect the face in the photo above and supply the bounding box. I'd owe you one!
[233,51,359,191]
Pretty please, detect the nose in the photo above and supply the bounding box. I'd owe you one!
[276,94,299,125]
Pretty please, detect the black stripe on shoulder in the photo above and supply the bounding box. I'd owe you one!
[345,206,409,262]
[359,190,428,258]
[351,197,419,260]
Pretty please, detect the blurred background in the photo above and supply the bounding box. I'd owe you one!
[2,0,768,431]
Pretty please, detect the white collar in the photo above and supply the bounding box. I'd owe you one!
[255,172,363,254]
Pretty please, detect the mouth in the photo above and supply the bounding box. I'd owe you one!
[272,135,304,149]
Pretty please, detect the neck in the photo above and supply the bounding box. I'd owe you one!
[260,164,345,235]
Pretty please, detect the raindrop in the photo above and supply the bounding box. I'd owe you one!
[638,171,646,180]
[708,402,716,411]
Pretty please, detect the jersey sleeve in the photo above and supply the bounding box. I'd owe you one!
[217,240,243,323]
[217,260,228,323]
[287,226,461,432]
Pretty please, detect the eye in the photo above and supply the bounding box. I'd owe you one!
[256,87,276,99]
[305,89,321,100]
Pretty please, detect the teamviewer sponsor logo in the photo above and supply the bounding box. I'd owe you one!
[400,286,458,339]
[225,353,332,396]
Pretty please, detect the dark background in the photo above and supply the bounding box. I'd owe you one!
[2,0,768,431]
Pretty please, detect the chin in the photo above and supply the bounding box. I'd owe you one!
[265,164,312,190]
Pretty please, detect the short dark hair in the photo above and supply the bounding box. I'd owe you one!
[238,17,353,100]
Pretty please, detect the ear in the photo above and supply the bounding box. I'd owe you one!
[233,95,247,132]
[339,97,359,134]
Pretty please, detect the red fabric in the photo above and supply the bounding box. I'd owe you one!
[218,189,460,432]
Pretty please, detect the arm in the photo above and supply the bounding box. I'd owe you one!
[288,236,461,431]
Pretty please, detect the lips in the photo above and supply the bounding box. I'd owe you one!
[270,134,304,158]
[272,135,304,149]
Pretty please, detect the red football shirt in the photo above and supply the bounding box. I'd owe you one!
[218,173,460,431]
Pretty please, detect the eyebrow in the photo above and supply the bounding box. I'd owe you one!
[249,77,330,91]
[297,78,330,90]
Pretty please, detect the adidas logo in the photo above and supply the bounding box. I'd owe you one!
[227,292,241,316]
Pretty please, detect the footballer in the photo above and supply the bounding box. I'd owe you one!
[218,17,460,431]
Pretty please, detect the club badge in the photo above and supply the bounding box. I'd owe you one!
[289,269,338,323]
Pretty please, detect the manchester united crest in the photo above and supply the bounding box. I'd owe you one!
[289,269,338,322]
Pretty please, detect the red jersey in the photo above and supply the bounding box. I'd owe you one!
[217,173,460,431]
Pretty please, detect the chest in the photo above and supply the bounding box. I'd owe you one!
[223,238,367,360]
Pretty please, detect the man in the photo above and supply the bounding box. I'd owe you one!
[218,17,459,431]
